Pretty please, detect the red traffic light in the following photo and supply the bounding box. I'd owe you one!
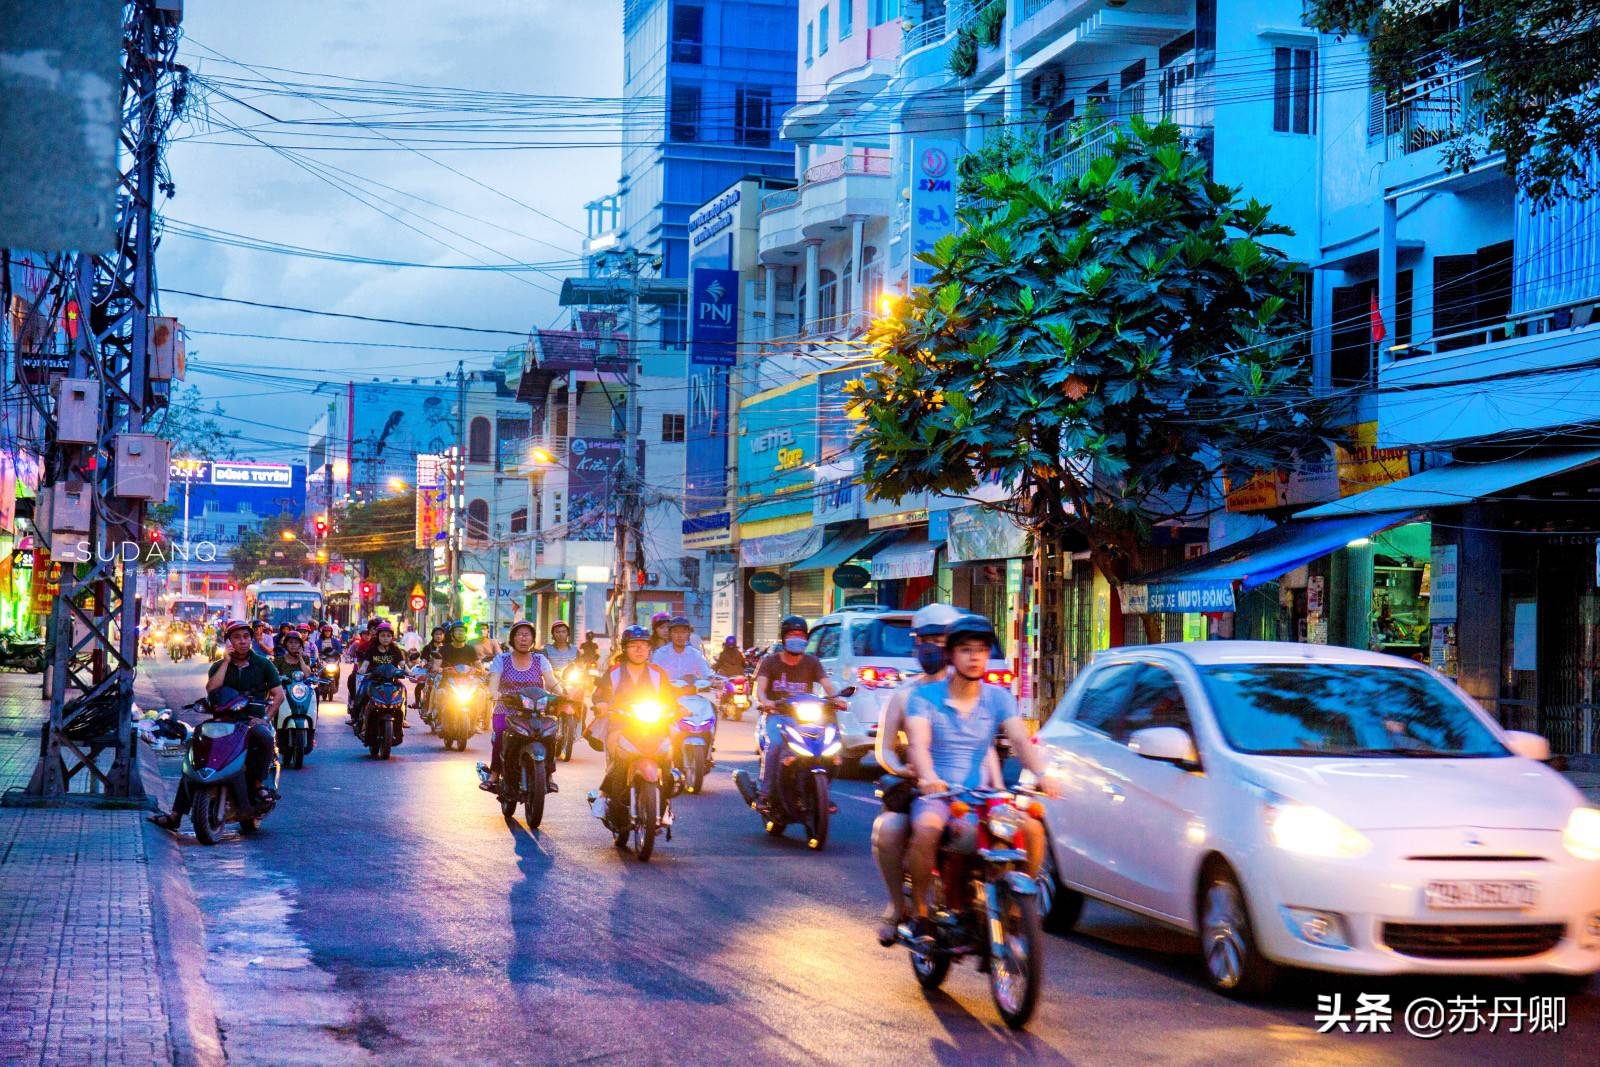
[361,582,375,598]
[226,582,236,592]
[313,516,328,535]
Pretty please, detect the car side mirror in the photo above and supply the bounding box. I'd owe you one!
[1503,730,1551,762]
[1128,726,1200,770]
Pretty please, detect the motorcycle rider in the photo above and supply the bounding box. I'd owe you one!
[251,620,274,658]
[648,611,672,651]
[150,621,285,830]
[587,624,674,820]
[354,622,408,737]
[903,613,1056,943]
[752,616,843,813]
[483,620,557,791]
[346,618,382,700]
[474,623,499,663]
[577,630,600,667]
[541,620,578,671]
[272,630,318,752]
[651,615,711,681]
[441,622,488,727]
[713,635,746,678]
[416,625,448,711]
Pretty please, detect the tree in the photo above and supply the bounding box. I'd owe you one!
[231,516,311,586]
[847,120,1330,641]
[1308,0,1600,204]
[152,384,237,463]
[326,495,427,613]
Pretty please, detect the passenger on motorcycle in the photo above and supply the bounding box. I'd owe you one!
[753,615,843,811]
[251,620,274,658]
[713,635,746,678]
[651,615,711,681]
[422,626,448,668]
[150,620,285,830]
[346,618,382,699]
[485,621,557,790]
[541,620,578,671]
[872,602,965,945]
[587,624,674,819]
[354,623,408,732]
[648,611,673,651]
[903,614,1055,943]
[314,623,342,660]
[577,630,601,667]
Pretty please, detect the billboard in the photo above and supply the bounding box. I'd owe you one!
[684,365,730,522]
[414,452,448,549]
[210,461,293,488]
[690,268,739,367]
[567,437,625,542]
[349,380,457,493]
[737,381,817,526]
[909,139,962,288]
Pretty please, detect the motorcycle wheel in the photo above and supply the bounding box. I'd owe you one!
[989,886,1044,1031]
[631,781,659,862]
[523,755,547,829]
[293,728,309,769]
[684,746,706,794]
[804,772,829,850]
[559,719,575,762]
[911,943,950,991]
[499,774,518,819]
[192,786,226,846]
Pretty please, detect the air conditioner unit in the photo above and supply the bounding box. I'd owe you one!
[1031,70,1065,108]
[54,378,100,444]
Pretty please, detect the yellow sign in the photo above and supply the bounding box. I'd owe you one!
[1336,421,1409,497]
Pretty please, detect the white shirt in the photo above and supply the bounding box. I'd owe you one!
[400,631,423,653]
[651,643,712,682]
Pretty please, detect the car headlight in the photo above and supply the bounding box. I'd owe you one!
[1563,807,1600,861]
[1264,798,1370,859]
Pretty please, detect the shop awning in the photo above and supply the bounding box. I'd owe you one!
[793,528,891,573]
[1296,449,1600,519]
[1122,511,1412,614]
[871,537,937,581]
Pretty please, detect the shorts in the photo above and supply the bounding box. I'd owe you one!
[911,796,977,853]
[876,774,916,815]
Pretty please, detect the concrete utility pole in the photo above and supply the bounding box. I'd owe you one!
[618,251,644,633]
[449,360,466,620]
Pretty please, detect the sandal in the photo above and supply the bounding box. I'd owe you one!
[147,812,182,831]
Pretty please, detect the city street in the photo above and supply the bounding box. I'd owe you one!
[136,659,1596,1065]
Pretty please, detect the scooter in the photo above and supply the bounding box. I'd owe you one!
[587,694,678,862]
[178,689,280,846]
[734,693,843,850]
[434,663,480,750]
[276,668,318,770]
[673,676,720,794]
[314,657,340,701]
[357,663,407,760]
[719,672,751,721]
[552,663,591,761]
[0,631,46,673]
[478,689,561,828]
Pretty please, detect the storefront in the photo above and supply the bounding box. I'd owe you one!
[868,533,937,610]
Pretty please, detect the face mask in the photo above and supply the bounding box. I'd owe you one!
[782,636,807,654]
[915,641,948,675]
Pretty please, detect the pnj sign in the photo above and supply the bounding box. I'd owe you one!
[690,267,738,367]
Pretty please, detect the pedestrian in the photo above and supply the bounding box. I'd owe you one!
[400,622,423,658]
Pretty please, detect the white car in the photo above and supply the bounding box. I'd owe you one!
[806,607,1015,772]
[1033,641,1600,996]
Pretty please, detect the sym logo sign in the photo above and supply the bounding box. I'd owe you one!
[690,267,739,367]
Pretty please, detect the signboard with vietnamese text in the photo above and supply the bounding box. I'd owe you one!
[567,438,625,542]
[209,461,293,489]
[737,381,818,526]
[690,267,739,367]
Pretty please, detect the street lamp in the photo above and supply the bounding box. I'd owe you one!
[388,476,408,493]
[280,530,297,543]
[528,447,558,467]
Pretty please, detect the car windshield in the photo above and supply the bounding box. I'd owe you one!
[853,618,915,657]
[1199,662,1508,758]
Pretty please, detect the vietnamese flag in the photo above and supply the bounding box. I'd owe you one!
[1370,292,1386,344]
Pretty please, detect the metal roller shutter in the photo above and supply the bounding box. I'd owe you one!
[788,570,825,622]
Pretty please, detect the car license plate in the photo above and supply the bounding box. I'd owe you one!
[1424,880,1538,910]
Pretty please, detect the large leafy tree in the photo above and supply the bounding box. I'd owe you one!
[230,515,311,586]
[151,384,238,462]
[326,495,427,613]
[848,119,1329,591]
[1308,0,1600,204]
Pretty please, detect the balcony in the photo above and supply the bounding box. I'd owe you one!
[1375,294,1600,449]
[1386,61,1486,159]
[759,154,894,260]
[1012,0,1192,63]
[1045,118,1123,184]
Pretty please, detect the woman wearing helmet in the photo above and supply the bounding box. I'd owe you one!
[651,615,711,682]
[648,611,673,651]
[354,623,407,735]
[482,621,557,790]
[587,624,674,819]
[541,620,578,671]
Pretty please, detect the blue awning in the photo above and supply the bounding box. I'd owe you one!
[1295,449,1600,519]
[1122,511,1412,614]
[792,528,893,573]
[871,536,938,581]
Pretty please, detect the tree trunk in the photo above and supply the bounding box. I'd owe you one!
[1031,524,1070,720]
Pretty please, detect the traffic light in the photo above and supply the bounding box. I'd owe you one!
[226,582,236,592]
[360,581,375,600]
[314,515,328,536]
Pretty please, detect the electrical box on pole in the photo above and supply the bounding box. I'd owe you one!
[113,434,170,500]
[53,379,100,444]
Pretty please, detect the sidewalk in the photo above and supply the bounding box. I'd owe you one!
[0,674,222,1066]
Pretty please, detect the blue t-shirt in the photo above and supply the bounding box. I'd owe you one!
[906,680,1017,790]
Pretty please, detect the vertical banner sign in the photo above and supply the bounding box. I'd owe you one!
[690,268,739,367]
[568,438,625,542]
[684,365,730,533]
[415,452,448,549]
[909,140,962,288]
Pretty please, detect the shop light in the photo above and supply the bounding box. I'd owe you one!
[1345,537,1371,548]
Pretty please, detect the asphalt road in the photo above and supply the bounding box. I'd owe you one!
[137,658,1597,1066]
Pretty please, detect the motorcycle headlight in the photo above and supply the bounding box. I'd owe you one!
[786,739,812,757]
[1263,797,1370,859]
[323,664,337,675]
[1563,807,1600,861]
[987,804,1026,842]
[631,700,665,725]
[820,725,841,757]
[792,701,823,724]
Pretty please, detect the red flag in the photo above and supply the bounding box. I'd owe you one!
[1369,292,1386,344]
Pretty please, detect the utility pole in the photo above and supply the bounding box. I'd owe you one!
[617,253,643,633]
[449,360,466,620]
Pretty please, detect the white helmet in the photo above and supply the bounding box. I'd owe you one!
[910,602,962,637]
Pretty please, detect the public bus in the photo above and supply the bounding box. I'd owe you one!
[167,597,207,624]
[245,578,324,628]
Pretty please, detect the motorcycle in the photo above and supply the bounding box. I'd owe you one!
[434,664,481,750]
[552,663,591,761]
[167,632,193,662]
[587,694,677,862]
[314,657,340,701]
[719,672,751,721]
[672,676,720,794]
[734,693,842,850]
[275,669,318,770]
[178,690,280,846]
[894,787,1046,1031]
[478,689,561,828]
[0,630,46,673]
[356,663,407,760]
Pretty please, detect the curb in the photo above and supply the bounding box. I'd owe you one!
[140,752,226,1066]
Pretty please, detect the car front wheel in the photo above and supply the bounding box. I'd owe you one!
[1199,864,1277,998]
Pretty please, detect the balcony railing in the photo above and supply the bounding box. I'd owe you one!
[802,153,893,184]
[1045,119,1123,184]
[1020,0,1055,20]
[1386,60,1486,158]
[760,187,801,213]
[1390,293,1600,361]
[902,12,948,53]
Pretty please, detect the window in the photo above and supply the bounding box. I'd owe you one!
[466,498,489,543]
[671,4,703,64]
[819,5,829,54]
[805,20,813,65]
[869,0,900,25]
[669,83,701,142]
[1330,271,1412,383]
[853,618,914,657]
[734,87,773,147]
[1433,242,1513,352]
[1065,662,1138,731]
[468,417,492,464]
[807,622,842,659]
[509,507,528,534]
[496,416,530,468]
[840,0,854,40]
[1272,46,1314,134]
[1110,665,1193,744]
[661,413,686,442]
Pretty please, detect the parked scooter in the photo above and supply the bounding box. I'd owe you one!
[356,663,407,760]
[0,630,46,673]
[276,668,318,770]
[434,663,480,750]
[178,689,280,846]
[734,693,843,850]
[673,676,720,794]
[477,689,561,828]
